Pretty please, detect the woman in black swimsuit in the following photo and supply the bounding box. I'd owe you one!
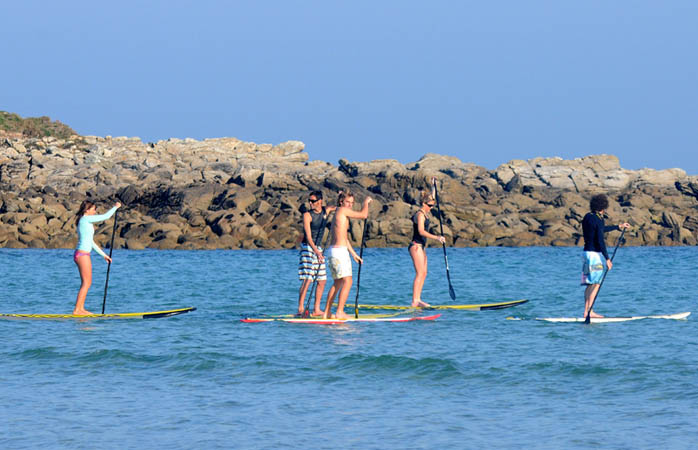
[408,189,446,307]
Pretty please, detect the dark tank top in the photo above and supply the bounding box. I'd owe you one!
[411,210,430,246]
[302,208,326,245]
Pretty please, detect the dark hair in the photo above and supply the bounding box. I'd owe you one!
[75,200,95,227]
[310,190,323,200]
[590,194,609,213]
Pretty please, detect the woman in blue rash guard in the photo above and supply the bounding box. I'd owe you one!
[73,200,121,315]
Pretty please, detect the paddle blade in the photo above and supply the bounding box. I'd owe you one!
[445,269,456,299]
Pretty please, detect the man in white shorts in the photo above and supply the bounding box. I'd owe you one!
[322,190,372,319]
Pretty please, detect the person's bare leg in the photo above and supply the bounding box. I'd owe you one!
[334,276,353,319]
[410,246,429,307]
[73,256,93,315]
[313,280,326,316]
[323,280,341,319]
[298,278,312,314]
[584,284,603,318]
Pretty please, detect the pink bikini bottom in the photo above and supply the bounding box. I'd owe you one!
[73,250,90,263]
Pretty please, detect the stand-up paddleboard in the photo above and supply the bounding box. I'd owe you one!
[357,299,528,311]
[0,307,196,321]
[242,313,441,324]
[257,312,407,320]
[535,312,690,323]
[506,311,690,323]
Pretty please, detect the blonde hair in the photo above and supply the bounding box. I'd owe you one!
[420,191,435,205]
[337,190,354,206]
[337,190,354,207]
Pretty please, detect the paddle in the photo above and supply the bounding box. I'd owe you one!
[302,210,332,317]
[354,217,370,318]
[101,210,119,314]
[584,228,626,324]
[432,177,456,300]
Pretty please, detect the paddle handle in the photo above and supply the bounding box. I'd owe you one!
[101,210,118,314]
[584,228,625,324]
[432,178,456,300]
[354,217,369,318]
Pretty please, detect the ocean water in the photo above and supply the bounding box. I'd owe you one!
[1,246,696,449]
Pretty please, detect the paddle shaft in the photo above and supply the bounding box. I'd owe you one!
[584,228,626,324]
[354,217,370,318]
[101,210,118,314]
[432,178,456,300]
[303,210,332,316]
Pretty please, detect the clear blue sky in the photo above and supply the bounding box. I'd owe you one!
[3,1,697,173]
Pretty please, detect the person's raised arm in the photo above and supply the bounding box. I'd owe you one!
[84,203,121,223]
[344,197,372,219]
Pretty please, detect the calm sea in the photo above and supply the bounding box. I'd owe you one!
[1,247,696,449]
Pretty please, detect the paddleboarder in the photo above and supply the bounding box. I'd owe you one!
[322,190,372,319]
[73,200,121,315]
[581,194,630,318]
[409,182,446,307]
[297,190,336,316]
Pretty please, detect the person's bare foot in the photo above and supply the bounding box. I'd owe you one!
[73,309,93,316]
[311,310,324,317]
[411,300,431,308]
[334,312,350,320]
[589,311,604,318]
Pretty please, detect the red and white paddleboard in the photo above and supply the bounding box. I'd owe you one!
[241,313,441,324]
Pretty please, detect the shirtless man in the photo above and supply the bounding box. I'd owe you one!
[322,190,372,319]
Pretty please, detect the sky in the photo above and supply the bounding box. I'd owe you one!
[2,1,697,173]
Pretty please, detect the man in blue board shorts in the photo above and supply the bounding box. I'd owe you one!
[581,194,630,318]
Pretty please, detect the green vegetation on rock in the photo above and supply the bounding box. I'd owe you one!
[0,111,77,139]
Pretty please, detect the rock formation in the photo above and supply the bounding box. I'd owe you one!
[1,132,697,250]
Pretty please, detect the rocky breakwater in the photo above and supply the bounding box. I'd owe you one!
[1,132,697,250]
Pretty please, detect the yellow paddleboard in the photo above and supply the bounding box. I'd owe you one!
[0,307,196,320]
[357,299,528,311]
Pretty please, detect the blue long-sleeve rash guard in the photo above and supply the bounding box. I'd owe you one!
[76,206,118,258]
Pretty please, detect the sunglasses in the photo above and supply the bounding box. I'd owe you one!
[427,202,436,207]
[308,198,320,203]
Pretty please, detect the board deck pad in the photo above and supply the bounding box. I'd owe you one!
[0,307,196,320]
[357,299,528,311]
[241,313,441,324]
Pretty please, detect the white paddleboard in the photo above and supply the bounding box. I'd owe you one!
[535,311,690,323]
